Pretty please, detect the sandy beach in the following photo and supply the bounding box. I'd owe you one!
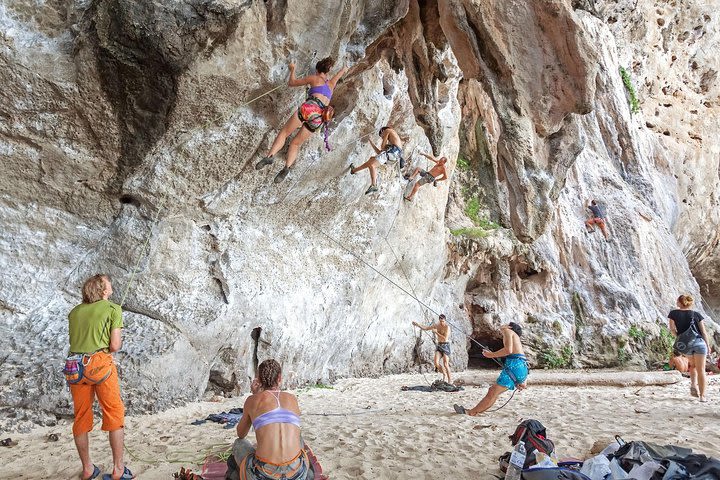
[2,370,718,479]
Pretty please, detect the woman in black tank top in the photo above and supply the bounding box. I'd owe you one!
[668,295,711,402]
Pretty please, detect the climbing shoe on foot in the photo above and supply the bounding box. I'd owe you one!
[274,167,290,183]
[365,185,378,195]
[255,156,274,170]
[349,163,356,174]
[399,157,405,168]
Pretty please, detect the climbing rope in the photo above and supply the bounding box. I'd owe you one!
[118,204,164,307]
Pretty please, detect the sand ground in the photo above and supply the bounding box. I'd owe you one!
[1,370,718,479]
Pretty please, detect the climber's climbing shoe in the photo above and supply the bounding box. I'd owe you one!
[274,167,291,183]
[365,185,378,195]
[256,156,274,170]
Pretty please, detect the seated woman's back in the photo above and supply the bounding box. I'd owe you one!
[249,390,303,462]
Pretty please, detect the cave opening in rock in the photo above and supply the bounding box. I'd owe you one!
[467,335,504,369]
[118,194,141,207]
[251,327,262,375]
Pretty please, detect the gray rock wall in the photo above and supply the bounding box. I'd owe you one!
[1,0,718,427]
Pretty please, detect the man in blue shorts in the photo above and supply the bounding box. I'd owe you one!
[453,322,528,415]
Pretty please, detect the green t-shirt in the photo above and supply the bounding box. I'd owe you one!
[68,300,123,353]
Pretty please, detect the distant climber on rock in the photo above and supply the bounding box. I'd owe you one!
[412,314,452,383]
[349,126,404,195]
[453,322,528,416]
[403,153,449,201]
[585,199,609,240]
[256,57,348,184]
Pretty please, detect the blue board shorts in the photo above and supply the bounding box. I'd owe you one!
[497,354,529,391]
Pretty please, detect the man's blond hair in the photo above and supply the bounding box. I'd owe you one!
[82,274,109,303]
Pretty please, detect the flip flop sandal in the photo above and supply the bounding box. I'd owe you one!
[102,466,134,480]
[453,404,467,414]
[83,464,101,480]
[349,163,356,174]
[691,385,699,397]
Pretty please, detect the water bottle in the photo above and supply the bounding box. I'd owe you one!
[504,441,526,480]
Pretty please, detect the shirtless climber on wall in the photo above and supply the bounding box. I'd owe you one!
[403,153,449,201]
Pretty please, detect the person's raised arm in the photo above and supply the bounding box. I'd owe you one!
[378,130,390,151]
[412,321,436,332]
[420,153,439,164]
[287,63,311,87]
[369,139,382,155]
[236,395,253,439]
[328,66,349,90]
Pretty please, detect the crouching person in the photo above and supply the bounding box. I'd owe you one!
[226,359,313,480]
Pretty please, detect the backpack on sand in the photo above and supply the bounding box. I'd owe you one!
[499,419,556,471]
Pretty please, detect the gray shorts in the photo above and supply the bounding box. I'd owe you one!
[418,170,436,186]
[376,145,402,165]
[436,342,451,357]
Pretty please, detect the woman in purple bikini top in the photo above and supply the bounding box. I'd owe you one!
[255,56,349,183]
[232,359,309,476]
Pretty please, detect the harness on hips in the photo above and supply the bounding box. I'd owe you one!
[63,350,113,386]
[296,97,334,151]
[501,354,529,386]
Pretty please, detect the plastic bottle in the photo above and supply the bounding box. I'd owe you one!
[504,441,526,480]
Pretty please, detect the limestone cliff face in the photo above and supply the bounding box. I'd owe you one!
[0,0,718,428]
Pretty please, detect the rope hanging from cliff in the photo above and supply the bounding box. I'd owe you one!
[299,210,504,368]
[118,203,165,307]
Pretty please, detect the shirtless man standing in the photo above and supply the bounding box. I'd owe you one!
[412,314,452,383]
[349,126,404,194]
[403,153,449,201]
[453,322,528,416]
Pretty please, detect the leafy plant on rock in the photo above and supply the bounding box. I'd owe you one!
[617,346,630,366]
[540,346,573,369]
[457,155,470,171]
[628,325,647,341]
[465,197,481,223]
[619,66,640,114]
[650,325,675,358]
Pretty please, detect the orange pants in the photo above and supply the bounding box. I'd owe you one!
[70,354,124,436]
